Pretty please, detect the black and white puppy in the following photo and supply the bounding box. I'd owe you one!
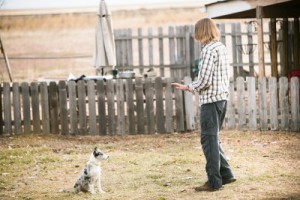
[74,147,109,194]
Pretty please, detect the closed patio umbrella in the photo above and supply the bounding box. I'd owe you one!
[93,0,116,75]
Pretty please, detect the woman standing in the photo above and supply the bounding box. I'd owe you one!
[171,18,236,192]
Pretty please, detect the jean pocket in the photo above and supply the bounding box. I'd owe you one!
[200,110,214,131]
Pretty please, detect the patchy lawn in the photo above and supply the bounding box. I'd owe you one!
[0,130,299,200]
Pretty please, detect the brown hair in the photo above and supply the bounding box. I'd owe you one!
[194,18,220,44]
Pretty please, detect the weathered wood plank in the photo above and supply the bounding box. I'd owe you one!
[174,77,184,132]
[165,78,174,133]
[40,82,50,134]
[282,18,289,76]
[106,80,116,135]
[258,77,268,130]
[68,81,77,135]
[135,78,145,134]
[87,80,97,135]
[227,79,236,129]
[247,23,255,76]
[184,25,191,77]
[145,78,155,134]
[155,77,165,133]
[127,28,133,68]
[138,28,144,74]
[294,18,299,69]
[268,77,278,130]
[169,26,176,77]
[49,82,59,134]
[125,79,136,134]
[97,80,106,135]
[158,27,164,76]
[12,83,22,134]
[236,77,246,130]
[116,79,125,135]
[231,23,238,79]
[148,27,153,67]
[0,84,2,135]
[77,80,87,135]
[270,18,278,77]
[31,82,40,134]
[183,76,195,131]
[290,77,299,131]
[3,82,12,135]
[21,82,31,134]
[247,77,257,130]
[279,77,289,130]
[58,81,68,135]
[236,23,244,77]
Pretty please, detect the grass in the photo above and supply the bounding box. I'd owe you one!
[0,130,299,200]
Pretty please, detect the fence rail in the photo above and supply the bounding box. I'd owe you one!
[0,76,299,135]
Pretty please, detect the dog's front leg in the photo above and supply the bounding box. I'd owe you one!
[89,183,96,194]
[97,178,105,193]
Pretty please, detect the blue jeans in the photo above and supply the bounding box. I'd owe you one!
[200,100,234,189]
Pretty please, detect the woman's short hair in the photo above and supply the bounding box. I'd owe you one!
[194,18,220,44]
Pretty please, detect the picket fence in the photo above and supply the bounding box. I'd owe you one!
[0,76,299,135]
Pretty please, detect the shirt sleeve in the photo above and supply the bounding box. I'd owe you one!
[187,48,215,92]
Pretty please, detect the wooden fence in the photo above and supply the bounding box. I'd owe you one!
[114,18,300,79]
[0,76,299,135]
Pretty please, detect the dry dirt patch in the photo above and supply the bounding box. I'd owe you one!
[0,130,299,200]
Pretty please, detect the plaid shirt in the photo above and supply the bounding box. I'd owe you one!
[187,41,229,105]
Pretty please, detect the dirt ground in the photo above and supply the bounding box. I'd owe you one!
[0,130,299,200]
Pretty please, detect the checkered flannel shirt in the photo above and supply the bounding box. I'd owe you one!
[187,41,229,105]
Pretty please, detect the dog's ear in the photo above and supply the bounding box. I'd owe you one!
[94,147,98,152]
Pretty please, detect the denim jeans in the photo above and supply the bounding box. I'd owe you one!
[200,100,234,189]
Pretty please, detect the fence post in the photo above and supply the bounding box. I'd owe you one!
[145,78,155,134]
[40,82,50,134]
[87,80,97,135]
[22,82,31,134]
[236,77,246,130]
[106,79,116,135]
[290,77,300,131]
[68,81,77,135]
[138,28,144,75]
[258,77,268,130]
[269,77,278,130]
[31,82,41,134]
[116,79,125,135]
[97,80,107,135]
[155,77,165,133]
[247,77,257,130]
[49,82,59,134]
[3,82,12,135]
[169,26,176,77]
[174,77,185,132]
[135,78,145,134]
[125,79,135,134]
[12,83,22,134]
[59,81,68,135]
[77,80,87,135]
[227,78,236,129]
[158,27,164,77]
[0,84,2,135]
[279,77,289,130]
[165,78,174,133]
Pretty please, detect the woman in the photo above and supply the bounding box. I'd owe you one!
[171,18,236,191]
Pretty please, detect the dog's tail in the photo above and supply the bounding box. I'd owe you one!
[59,188,78,193]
